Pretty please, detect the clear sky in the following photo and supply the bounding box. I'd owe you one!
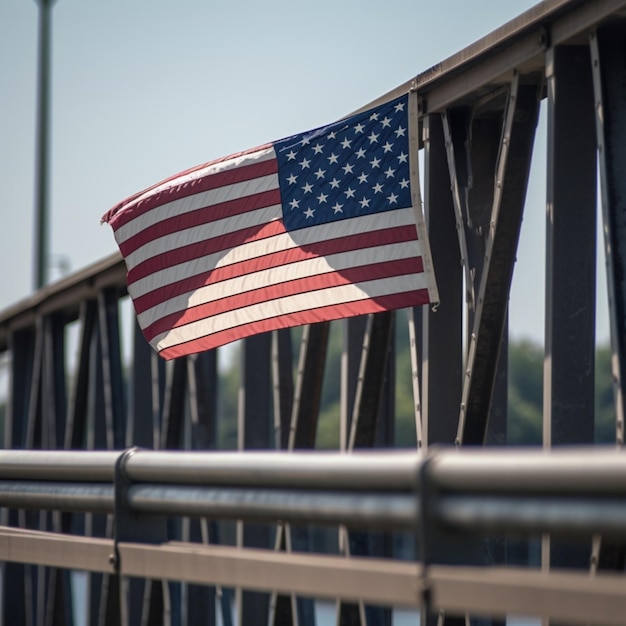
[0,0,610,344]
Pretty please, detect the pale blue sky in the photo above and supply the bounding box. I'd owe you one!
[0,0,609,343]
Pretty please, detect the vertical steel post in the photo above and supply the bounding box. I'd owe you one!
[544,45,597,576]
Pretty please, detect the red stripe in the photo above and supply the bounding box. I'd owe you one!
[127,220,285,286]
[132,224,419,314]
[143,257,424,341]
[105,151,277,231]
[119,188,281,257]
[158,290,431,360]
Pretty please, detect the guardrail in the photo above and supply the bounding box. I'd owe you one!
[1,447,626,625]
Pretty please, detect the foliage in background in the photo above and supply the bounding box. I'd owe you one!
[214,317,617,449]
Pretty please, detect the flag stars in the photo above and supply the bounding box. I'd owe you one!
[341,137,352,149]
[382,142,394,153]
[299,157,311,169]
[312,144,324,154]
[354,123,365,134]
[355,148,367,159]
[304,207,315,219]
[399,178,410,189]
[359,197,371,209]
[329,178,341,189]
[381,117,392,128]
[314,168,326,179]
[369,112,379,121]
[357,172,368,184]
[328,131,337,139]
[317,192,328,203]
[368,131,379,144]
[372,183,384,194]
[328,153,339,164]
[289,198,300,210]
[387,192,399,204]
[395,126,406,138]
[344,187,356,199]
[370,157,381,168]
[286,173,298,185]
[384,167,396,178]
[286,150,297,161]
[302,182,313,194]
[397,152,408,164]
[332,202,344,213]
[394,102,405,112]
[342,163,354,175]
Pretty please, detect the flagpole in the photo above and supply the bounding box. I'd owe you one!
[33,0,57,290]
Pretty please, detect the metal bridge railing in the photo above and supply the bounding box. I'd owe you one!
[1,446,626,625]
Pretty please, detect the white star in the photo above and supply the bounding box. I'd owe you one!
[314,168,326,179]
[312,143,324,154]
[387,192,399,204]
[344,187,356,198]
[359,197,371,208]
[397,152,408,163]
[341,137,352,149]
[399,178,410,189]
[381,116,392,128]
[287,173,298,185]
[354,123,365,134]
[301,136,311,145]
[382,142,394,153]
[342,163,354,175]
[328,131,337,139]
[328,153,339,164]
[329,177,341,189]
[286,150,297,161]
[299,158,311,169]
[368,131,379,144]
[372,183,384,194]
[332,202,344,213]
[384,167,396,178]
[394,102,405,112]
[395,126,406,138]
[317,192,328,203]
[370,157,381,168]
[289,198,300,210]
[302,182,313,193]
[369,112,379,121]
[357,172,368,184]
[355,148,367,159]
[304,207,315,218]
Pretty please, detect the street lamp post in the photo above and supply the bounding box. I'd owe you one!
[33,0,57,290]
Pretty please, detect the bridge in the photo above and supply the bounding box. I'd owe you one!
[1,0,626,624]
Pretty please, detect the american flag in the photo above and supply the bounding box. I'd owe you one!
[101,92,438,359]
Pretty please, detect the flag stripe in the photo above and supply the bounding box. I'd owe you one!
[143,256,424,342]
[119,186,281,257]
[154,274,429,353]
[105,146,276,232]
[114,168,278,248]
[138,240,424,332]
[127,209,417,298]
[133,223,419,316]
[159,289,429,360]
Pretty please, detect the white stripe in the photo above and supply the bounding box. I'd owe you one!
[128,207,418,298]
[114,171,280,246]
[137,239,423,329]
[114,146,276,232]
[123,203,283,271]
[154,273,429,352]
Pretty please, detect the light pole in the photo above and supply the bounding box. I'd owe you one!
[33,0,57,290]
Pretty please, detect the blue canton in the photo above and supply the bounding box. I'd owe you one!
[274,95,411,232]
